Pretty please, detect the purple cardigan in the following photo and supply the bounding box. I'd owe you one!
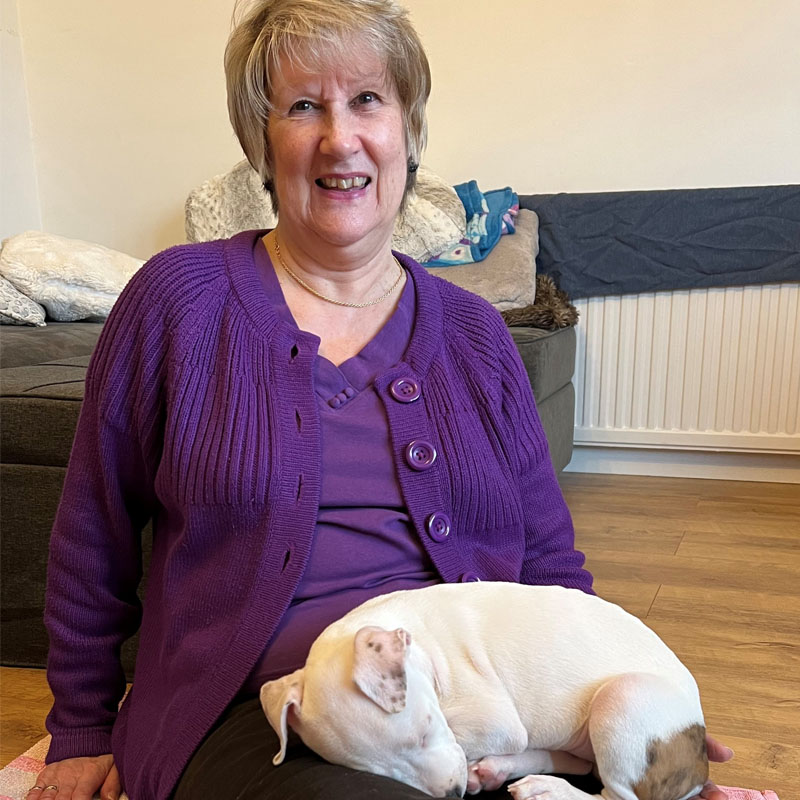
[44,229,592,799]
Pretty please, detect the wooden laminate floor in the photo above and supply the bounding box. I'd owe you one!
[1,474,798,796]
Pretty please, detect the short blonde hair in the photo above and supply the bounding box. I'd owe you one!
[225,0,431,212]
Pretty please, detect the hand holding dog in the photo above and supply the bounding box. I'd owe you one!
[698,735,734,800]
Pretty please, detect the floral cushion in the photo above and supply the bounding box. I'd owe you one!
[0,274,46,327]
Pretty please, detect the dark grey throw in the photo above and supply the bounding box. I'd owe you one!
[521,184,800,298]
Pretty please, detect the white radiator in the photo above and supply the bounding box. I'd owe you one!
[567,282,800,479]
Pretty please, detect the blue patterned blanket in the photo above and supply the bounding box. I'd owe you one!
[423,182,519,266]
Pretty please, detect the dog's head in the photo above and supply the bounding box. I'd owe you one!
[260,625,468,797]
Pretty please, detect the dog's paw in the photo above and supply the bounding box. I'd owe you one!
[466,756,512,793]
[507,774,572,800]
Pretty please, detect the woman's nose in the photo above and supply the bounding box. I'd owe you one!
[319,110,360,158]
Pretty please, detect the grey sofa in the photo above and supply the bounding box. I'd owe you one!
[0,252,576,673]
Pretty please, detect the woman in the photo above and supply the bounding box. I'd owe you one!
[29,1,731,799]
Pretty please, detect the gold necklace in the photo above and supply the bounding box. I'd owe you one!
[272,236,404,309]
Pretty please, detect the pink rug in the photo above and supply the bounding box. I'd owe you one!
[0,736,780,800]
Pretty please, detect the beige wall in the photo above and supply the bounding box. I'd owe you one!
[15,0,242,258]
[12,0,800,259]
[2,0,42,240]
[404,0,800,193]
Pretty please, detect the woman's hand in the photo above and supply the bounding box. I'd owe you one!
[696,734,734,800]
[27,755,119,800]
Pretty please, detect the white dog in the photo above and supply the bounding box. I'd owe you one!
[260,583,708,800]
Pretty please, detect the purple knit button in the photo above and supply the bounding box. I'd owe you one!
[460,571,480,583]
[343,387,356,398]
[390,377,421,403]
[328,396,342,409]
[404,440,437,471]
[425,512,451,542]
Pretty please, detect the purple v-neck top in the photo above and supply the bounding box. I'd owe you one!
[241,241,440,692]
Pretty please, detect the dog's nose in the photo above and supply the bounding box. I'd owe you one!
[446,784,464,798]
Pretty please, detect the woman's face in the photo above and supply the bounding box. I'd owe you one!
[267,46,408,254]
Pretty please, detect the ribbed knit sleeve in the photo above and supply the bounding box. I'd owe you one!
[43,243,214,763]
[490,312,594,593]
[44,392,155,761]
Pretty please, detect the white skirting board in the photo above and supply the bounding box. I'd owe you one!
[565,445,800,484]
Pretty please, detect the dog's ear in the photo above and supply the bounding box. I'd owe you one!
[353,626,411,713]
[260,669,305,765]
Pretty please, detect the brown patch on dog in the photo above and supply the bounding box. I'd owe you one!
[633,725,708,800]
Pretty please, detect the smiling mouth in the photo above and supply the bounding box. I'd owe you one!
[316,176,370,191]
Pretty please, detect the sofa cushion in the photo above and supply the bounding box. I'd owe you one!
[509,324,576,403]
[425,209,538,311]
[0,326,574,473]
[0,356,90,466]
[0,464,67,667]
[535,382,576,474]
[0,459,150,675]
[0,322,103,368]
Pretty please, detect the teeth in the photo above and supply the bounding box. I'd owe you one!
[320,176,368,190]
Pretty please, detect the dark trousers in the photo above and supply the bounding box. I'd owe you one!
[173,697,603,799]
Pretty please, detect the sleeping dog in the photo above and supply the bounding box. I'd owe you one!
[260,582,708,800]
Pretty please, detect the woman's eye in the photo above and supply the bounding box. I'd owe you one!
[355,92,377,106]
[290,100,313,113]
